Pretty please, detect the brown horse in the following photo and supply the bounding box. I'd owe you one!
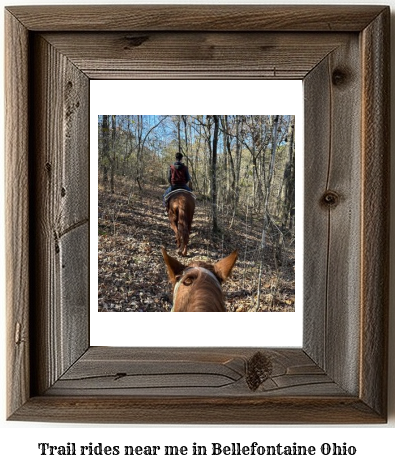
[166,190,195,257]
[162,247,238,311]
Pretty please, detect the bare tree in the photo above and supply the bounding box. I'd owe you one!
[211,115,220,233]
[101,115,110,186]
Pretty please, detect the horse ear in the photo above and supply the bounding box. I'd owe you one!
[161,247,186,285]
[214,250,238,283]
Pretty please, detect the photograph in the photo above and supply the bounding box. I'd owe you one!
[98,115,296,313]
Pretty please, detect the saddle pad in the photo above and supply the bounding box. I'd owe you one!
[164,189,196,203]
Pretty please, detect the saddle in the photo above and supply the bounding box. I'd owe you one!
[164,189,196,205]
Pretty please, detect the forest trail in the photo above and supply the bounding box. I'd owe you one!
[98,177,295,312]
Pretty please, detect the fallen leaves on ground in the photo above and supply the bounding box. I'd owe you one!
[98,177,295,312]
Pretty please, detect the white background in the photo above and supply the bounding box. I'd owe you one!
[1,0,394,469]
[90,79,304,347]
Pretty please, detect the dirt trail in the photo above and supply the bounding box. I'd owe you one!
[98,178,295,312]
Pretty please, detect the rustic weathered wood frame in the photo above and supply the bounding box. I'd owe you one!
[5,5,389,423]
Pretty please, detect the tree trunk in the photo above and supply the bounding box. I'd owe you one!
[264,115,279,223]
[283,115,295,230]
[101,115,110,186]
[110,114,116,193]
[211,115,220,233]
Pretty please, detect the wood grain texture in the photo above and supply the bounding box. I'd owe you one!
[5,5,386,32]
[304,35,362,395]
[360,8,390,418]
[46,347,344,397]
[42,32,350,80]
[9,395,383,425]
[5,5,389,424]
[29,34,90,395]
[303,56,331,369]
[5,10,30,419]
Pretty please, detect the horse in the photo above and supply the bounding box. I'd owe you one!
[162,247,238,311]
[165,189,195,257]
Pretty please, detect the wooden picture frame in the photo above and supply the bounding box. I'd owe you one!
[5,5,389,424]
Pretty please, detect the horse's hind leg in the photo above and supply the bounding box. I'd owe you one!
[182,230,190,256]
[178,242,188,257]
[177,227,184,255]
[178,225,189,257]
[172,225,180,247]
[169,212,180,247]
[181,242,187,257]
[181,210,193,256]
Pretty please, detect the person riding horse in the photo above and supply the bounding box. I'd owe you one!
[163,152,192,206]
[163,152,196,256]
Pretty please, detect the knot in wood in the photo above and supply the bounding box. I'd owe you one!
[332,68,349,87]
[15,322,22,345]
[123,35,149,49]
[246,351,273,391]
[321,190,340,208]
